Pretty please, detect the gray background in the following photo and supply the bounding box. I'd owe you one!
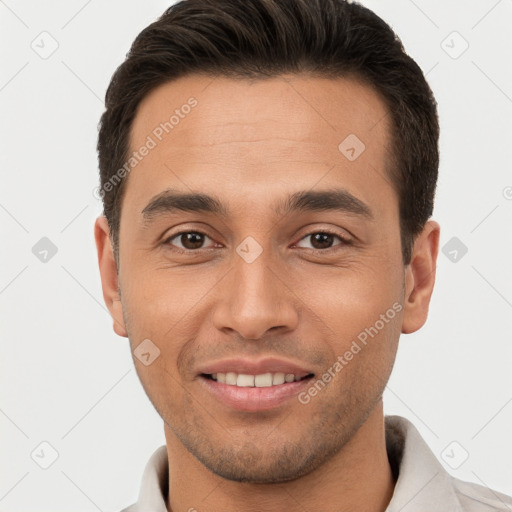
[1,0,511,510]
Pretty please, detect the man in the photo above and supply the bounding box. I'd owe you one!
[94,0,512,510]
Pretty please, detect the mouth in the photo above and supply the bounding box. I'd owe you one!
[201,372,315,387]
[198,371,316,412]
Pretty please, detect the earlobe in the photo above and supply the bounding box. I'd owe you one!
[94,216,128,338]
[401,220,440,334]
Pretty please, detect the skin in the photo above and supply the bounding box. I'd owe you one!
[95,74,440,512]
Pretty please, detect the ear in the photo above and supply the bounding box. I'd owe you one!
[401,220,440,334]
[94,216,128,338]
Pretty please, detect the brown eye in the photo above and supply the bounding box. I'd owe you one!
[311,232,335,249]
[165,231,214,251]
[296,231,349,251]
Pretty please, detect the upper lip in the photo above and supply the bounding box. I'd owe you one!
[197,357,314,379]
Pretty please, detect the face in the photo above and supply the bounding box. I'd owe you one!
[96,74,436,483]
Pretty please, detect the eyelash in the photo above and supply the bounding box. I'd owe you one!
[162,229,352,254]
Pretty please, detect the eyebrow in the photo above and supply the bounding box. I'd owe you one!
[141,187,373,225]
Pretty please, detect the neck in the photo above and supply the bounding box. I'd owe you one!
[164,401,394,512]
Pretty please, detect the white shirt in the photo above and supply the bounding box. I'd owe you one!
[120,415,512,511]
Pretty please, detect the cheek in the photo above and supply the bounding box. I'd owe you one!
[121,267,215,336]
[304,256,404,378]
[120,268,220,395]
[120,272,200,413]
[324,294,402,382]
[307,260,403,330]
[304,296,402,414]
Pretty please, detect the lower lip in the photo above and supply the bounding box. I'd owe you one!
[198,375,314,412]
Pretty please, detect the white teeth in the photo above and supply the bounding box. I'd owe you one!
[272,372,285,385]
[237,374,255,387]
[254,373,273,387]
[225,372,237,385]
[210,371,309,388]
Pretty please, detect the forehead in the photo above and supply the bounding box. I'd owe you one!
[124,73,394,215]
[131,73,390,148]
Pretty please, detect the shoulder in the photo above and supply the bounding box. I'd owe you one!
[118,504,138,512]
[384,415,512,512]
[452,477,512,511]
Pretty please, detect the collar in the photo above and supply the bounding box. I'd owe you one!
[384,415,463,511]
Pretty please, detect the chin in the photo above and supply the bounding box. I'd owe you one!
[190,439,332,484]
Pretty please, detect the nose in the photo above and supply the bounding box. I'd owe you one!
[212,250,299,340]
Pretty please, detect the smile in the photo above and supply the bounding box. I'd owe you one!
[199,372,315,412]
[205,371,313,387]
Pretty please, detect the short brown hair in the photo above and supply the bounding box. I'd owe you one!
[97,0,439,265]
